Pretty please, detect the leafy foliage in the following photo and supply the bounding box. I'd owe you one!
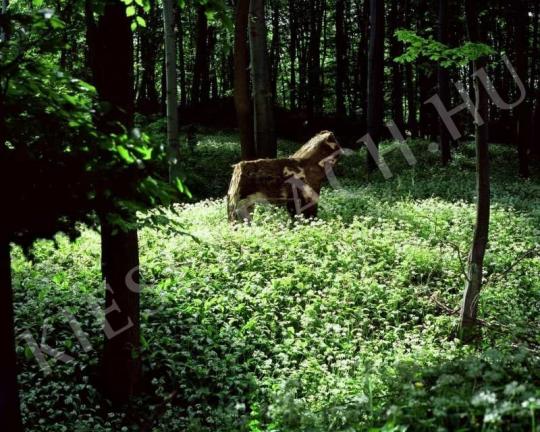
[395,29,495,67]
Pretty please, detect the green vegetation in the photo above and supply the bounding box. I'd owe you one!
[14,134,540,431]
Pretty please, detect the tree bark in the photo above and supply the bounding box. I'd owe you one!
[307,0,324,118]
[355,0,369,126]
[388,0,404,131]
[367,0,385,171]
[162,0,180,181]
[438,0,452,165]
[459,0,490,342]
[249,0,277,158]
[86,0,142,403]
[234,0,256,160]
[335,0,348,120]
[192,7,210,105]
[177,9,187,107]
[0,237,23,431]
[269,0,280,98]
[136,0,161,114]
[100,221,141,405]
[288,0,298,110]
[514,0,530,178]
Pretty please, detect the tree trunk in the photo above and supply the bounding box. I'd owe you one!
[307,0,324,118]
[459,0,490,342]
[136,0,161,114]
[162,0,180,181]
[249,0,277,158]
[269,0,280,98]
[0,237,23,431]
[100,221,141,404]
[514,0,530,178]
[335,0,348,120]
[86,0,142,402]
[192,7,209,105]
[355,0,369,126]
[388,0,404,131]
[177,9,187,107]
[234,0,256,160]
[438,0,452,165]
[367,0,385,171]
[288,0,298,110]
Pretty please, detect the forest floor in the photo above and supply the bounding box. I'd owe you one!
[12,129,540,431]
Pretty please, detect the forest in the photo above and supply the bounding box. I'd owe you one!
[0,0,539,430]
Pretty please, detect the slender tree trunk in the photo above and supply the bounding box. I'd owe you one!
[162,0,180,181]
[335,0,347,120]
[460,0,490,342]
[269,0,280,98]
[177,10,187,107]
[307,0,324,117]
[87,0,142,402]
[367,0,385,171]
[355,0,369,126]
[137,0,160,114]
[388,0,404,131]
[514,0,530,178]
[192,7,209,105]
[249,0,276,158]
[0,237,23,432]
[438,0,452,165]
[288,0,298,110]
[234,0,256,160]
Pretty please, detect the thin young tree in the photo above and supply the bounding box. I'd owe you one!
[162,0,180,181]
[249,0,276,158]
[234,0,256,160]
[459,0,491,341]
[437,0,452,165]
[335,0,348,121]
[513,0,530,178]
[366,0,385,172]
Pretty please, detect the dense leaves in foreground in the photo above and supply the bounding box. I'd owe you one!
[12,136,540,431]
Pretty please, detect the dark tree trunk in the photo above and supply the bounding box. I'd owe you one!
[388,0,404,131]
[438,0,452,165]
[367,0,385,171]
[249,0,277,158]
[270,0,281,98]
[99,221,141,404]
[192,7,210,105]
[355,0,369,125]
[335,0,348,120]
[234,0,256,160]
[460,0,490,342]
[0,237,24,432]
[418,66,437,140]
[136,0,161,114]
[514,0,530,178]
[307,0,324,118]
[288,0,298,110]
[177,9,187,107]
[86,0,142,403]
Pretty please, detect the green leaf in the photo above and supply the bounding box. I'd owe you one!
[136,16,146,27]
[126,5,136,17]
[117,145,135,163]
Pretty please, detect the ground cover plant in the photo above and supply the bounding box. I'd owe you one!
[12,135,540,431]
